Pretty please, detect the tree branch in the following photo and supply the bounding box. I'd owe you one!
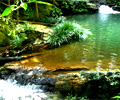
[0,1,9,7]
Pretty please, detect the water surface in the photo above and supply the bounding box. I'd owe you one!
[17,13,120,71]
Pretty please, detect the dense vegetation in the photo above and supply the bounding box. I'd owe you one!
[0,0,120,100]
[106,0,120,5]
[0,0,93,49]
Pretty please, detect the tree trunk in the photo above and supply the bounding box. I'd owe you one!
[17,9,19,24]
[8,0,10,5]
[35,1,39,21]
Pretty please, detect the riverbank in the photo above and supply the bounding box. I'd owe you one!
[0,62,120,99]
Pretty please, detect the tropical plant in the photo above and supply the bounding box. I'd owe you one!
[64,93,88,100]
[50,6,63,18]
[9,23,35,48]
[112,94,120,100]
[48,21,92,46]
[0,0,53,48]
[39,16,66,24]
[0,0,53,18]
[57,0,89,15]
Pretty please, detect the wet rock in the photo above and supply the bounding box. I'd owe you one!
[55,73,86,95]
[55,81,72,94]
[55,71,120,99]
[112,6,120,11]
[0,63,57,91]
[87,3,98,13]
[0,67,16,79]
[31,77,56,91]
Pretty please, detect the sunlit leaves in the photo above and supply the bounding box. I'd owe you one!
[27,0,53,6]
[1,5,16,17]
[20,3,28,10]
[27,0,37,3]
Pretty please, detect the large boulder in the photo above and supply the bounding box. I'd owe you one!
[55,71,120,99]
[55,73,86,95]
[87,3,98,13]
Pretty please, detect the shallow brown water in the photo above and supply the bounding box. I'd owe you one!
[17,13,120,72]
[16,41,120,72]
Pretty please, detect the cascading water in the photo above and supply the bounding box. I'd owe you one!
[99,5,120,13]
[0,79,48,100]
[0,66,56,100]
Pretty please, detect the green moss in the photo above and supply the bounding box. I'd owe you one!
[0,26,10,46]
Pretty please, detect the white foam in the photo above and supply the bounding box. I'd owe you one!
[0,79,48,100]
[99,5,120,14]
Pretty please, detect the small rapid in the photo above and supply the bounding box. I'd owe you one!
[99,5,120,13]
[0,79,48,100]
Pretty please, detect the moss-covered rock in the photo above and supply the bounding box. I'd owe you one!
[55,71,120,99]
[87,3,98,13]
[55,73,86,95]
[14,3,62,21]
[0,24,10,46]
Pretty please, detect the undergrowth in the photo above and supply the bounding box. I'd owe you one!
[48,21,91,46]
[9,23,35,49]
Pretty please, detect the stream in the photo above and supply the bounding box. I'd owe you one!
[0,79,48,100]
[0,5,120,100]
[17,5,120,71]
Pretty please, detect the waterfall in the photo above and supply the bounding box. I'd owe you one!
[99,5,120,13]
[0,79,48,100]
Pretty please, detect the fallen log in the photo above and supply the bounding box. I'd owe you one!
[0,56,23,66]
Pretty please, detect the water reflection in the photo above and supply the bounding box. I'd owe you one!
[17,13,120,71]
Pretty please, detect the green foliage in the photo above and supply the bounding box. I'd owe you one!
[20,3,28,10]
[27,0,53,6]
[106,0,120,5]
[9,23,35,48]
[65,94,80,100]
[1,3,27,17]
[46,94,59,100]
[48,21,91,46]
[58,0,89,15]
[0,7,3,13]
[112,94,120,100]
[39,16,66,24]
[1,5,16,17]
[50,7,63,17]
[0,17,12,46]
[80,70,120,99]
[65,94,88,100]
[0,0,53,17]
